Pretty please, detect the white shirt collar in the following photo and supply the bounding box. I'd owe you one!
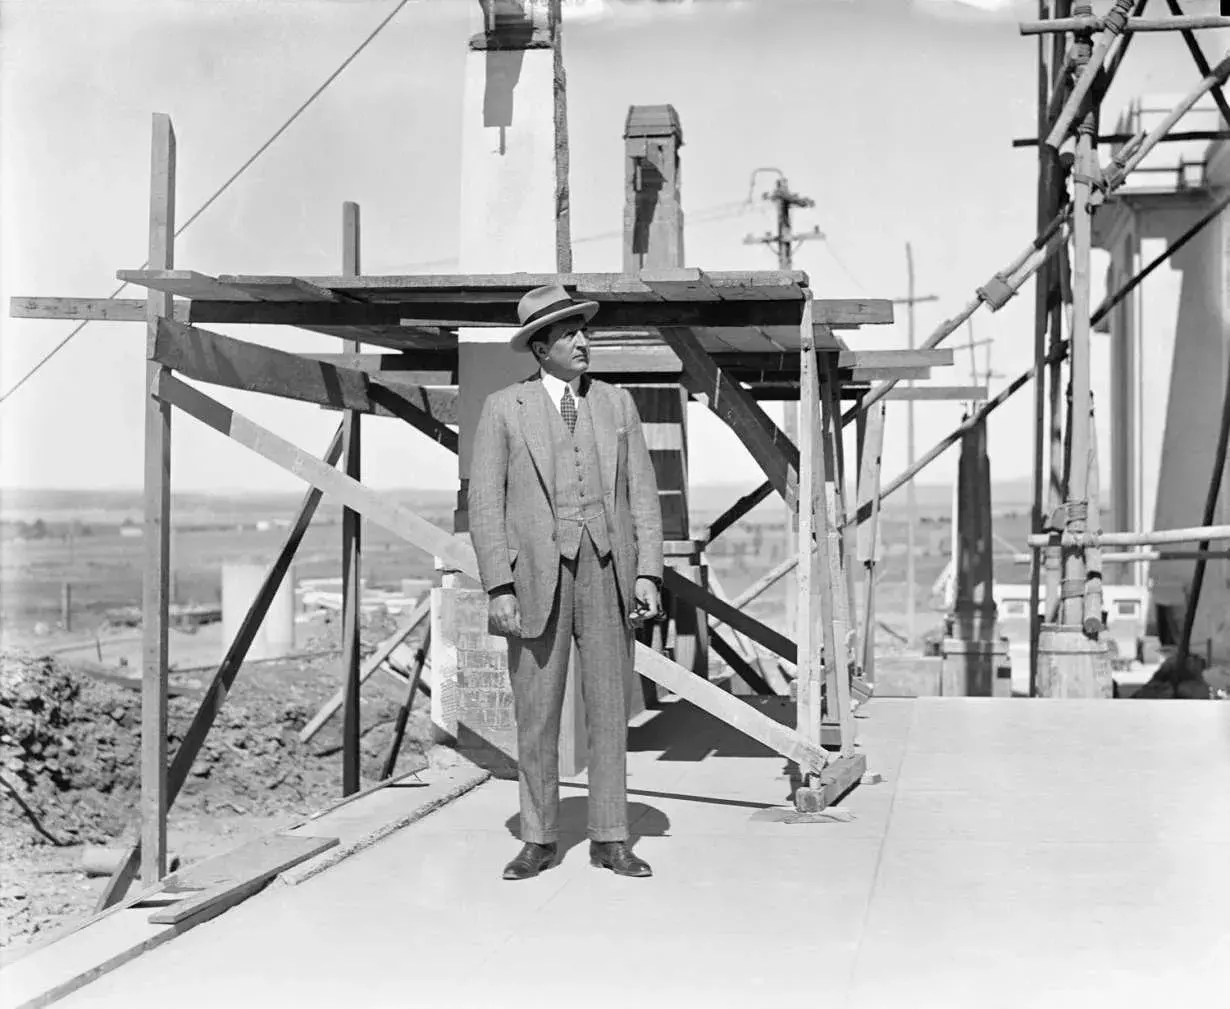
[539,369,581,412]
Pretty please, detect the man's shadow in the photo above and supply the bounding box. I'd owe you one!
[504,796,671,861]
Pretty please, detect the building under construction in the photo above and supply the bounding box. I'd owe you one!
[3,1,1228,1006]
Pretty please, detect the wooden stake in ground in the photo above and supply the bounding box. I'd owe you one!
[142,113,175,886]
[341,201,363,798]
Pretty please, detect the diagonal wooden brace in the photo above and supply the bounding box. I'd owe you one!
[153,318,457,452]
[97,422,345,911]
[659,325,799,510]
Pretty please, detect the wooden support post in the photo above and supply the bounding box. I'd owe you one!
[1030,0,1070,696]
[782,401,798,638]
[97,425,346,912]
[380,627,431,780]
[796,297,824,745]
[1085,396,1104,637]
[856,399,887,684]
[341,201,362,797]
[1062,13,1095,630]
[141,113,175,886]
[820,354,854,754]
[299,596,431,744]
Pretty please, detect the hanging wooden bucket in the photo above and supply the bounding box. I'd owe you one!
[1036,623,1112,698]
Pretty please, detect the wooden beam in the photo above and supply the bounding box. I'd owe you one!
[705,480,773,544]
[299,352,456,385]
[118,269,260,301]
[9,297,190,323]
[298,596,431,744]
[152,318,459,451]
[142,114,175,887]
[708,626,774,695]
[796,300,825,744]
[662,567,797,664]
[146,835,339,926]
[820,354,855,755]
[588,344,945,376]
[660,326,799,510]
[856,400,887,685]
[634,648,827,773]
[97,423,346,911]
[341,201,362,799]
[883,385,988,401]
[155,372,829,776]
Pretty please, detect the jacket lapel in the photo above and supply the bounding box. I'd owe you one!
[585,378,620,496]
[517,377,556,511]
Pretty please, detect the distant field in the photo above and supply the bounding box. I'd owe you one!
[1,483,1035,642]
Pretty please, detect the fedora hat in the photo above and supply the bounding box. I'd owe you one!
[508,284,599,353]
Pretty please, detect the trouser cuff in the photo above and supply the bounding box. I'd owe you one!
[588,828,628,843]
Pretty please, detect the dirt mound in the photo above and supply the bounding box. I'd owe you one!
[0,651,190,845]
[0,644,430,850]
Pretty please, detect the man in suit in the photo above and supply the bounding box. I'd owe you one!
[468,284,665,881]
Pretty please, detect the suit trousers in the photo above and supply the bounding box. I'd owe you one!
[507,528,633,844]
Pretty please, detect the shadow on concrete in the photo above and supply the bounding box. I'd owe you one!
[455,725,519,781]
[628,695,799,763]
[503,797,671,862]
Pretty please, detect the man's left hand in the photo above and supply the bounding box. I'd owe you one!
[632,577,663,625]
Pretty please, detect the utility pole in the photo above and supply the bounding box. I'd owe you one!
[892,243,939,645]
[743,170,822,638]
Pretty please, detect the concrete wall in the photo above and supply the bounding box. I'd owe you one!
[1096,133,1230,662]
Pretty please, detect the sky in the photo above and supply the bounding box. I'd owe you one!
[1,0,1225,495]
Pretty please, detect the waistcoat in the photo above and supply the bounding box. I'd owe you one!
[550,390,612,559]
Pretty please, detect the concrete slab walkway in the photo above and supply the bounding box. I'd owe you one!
[36,697,1230,1009]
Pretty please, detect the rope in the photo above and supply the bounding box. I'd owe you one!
[0,0,413,407]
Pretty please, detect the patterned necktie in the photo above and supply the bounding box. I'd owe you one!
[560,384,577,434]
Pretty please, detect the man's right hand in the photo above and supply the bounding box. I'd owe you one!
[488,591,523,638]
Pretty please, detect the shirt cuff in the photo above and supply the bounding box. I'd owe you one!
[488,583,515,598]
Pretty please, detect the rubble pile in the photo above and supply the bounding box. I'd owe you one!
[0,651,197,845]
[0,647,430,850]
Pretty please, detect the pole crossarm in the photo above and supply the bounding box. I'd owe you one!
[155,371,831,776]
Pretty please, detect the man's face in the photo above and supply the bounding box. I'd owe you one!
[533,319,590,378]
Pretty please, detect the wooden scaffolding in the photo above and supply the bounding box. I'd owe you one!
[10,108,975,906]
[12,0,1230,919]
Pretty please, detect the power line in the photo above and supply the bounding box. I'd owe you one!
[0,0,414,407]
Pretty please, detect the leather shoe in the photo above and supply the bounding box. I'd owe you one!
[589,840,652,878]
[502,842,557,881]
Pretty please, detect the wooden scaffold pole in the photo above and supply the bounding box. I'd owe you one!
[341,201,363,797]
[142,113,176,885]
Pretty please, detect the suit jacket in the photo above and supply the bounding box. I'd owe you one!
[467,374,664,640]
